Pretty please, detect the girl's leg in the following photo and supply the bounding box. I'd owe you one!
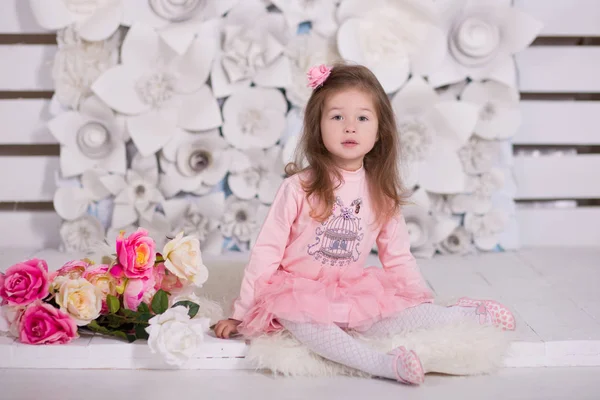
[279,319,424,385]
[361,298,516,338]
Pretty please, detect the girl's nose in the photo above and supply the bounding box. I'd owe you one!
[345,125,356,133]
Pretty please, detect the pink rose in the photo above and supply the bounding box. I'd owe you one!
[123,277,156,311]
[83,264,119,314]
[306,64,332,89]
[113,228,156,280]
[0,259,50,306]
[19,301,78,345]
[49,260,90,281]
[153,263,184,293]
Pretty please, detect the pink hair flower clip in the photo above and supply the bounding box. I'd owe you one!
[307,64,332,89]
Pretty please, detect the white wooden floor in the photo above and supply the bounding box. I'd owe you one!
[1,247,599,369]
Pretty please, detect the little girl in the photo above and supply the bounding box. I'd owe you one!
[214,63,515,385]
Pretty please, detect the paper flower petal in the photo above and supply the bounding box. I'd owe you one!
[420,140,467,194]
[428,101,479,149]
[391,76,439,115]
[177,85,222,131]
[53,187,90,220]
[171,24,220,93]
[77,0,123,41]
[128,108,179,156]
[29,0,73,30]
[111,204,139,228]
[91,65,150,115]
[121,24,164,74]
[501,7,544,53]
[81,169,111,201]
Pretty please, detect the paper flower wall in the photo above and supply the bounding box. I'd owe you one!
[38,0,541,256]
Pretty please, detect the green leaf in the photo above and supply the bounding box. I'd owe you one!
[172,301,200,319]
[138,313,153,323]
[137,303,150,313]
[135,324,149,340]
[151,289,169,314]
[107,294,120,314]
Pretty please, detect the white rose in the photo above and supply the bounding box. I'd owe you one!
[169,287,224,326]
[0,306,10,334]
[0,305,25,337]
[55,278,103,326]
[162,232,209,287]
[145,306,210,367]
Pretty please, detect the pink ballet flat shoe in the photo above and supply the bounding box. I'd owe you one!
[454,297,516,331]
[389,346,425,385]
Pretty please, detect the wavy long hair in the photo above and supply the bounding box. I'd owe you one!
[285,63,410,226]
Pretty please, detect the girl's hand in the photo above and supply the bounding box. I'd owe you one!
[213,319,242,339]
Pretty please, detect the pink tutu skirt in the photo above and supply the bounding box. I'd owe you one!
[238,266,434,338]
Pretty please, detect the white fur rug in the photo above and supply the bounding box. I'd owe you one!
[246,322,508,377]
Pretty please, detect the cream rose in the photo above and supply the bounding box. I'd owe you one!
[162,233,209,287]
[55,278,103,326]
[145,306,210,366]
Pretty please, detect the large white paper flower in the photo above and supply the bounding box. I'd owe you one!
[52,26,120,110]
[222,87,287,150]
[91,23,222,156]
[48,96,126,178]
[336,0,446,93]
[458,136,503,175]
[449,168,505,215]
[228,146,285,204]
[100,153,164,228]
[162,192,226,255]
[281,107,304,167]
[461,80,521,140]
[392,76,479,193]
[272,0,339,37]
[159,129,231,198]
[59,214,106,253]
[427,0,543,88]
[29,0,123,41]
[220,196,261,245]
[284,32,340,108]
[54,169,112,220]
[211,0,293,97]
[122,0,239,55]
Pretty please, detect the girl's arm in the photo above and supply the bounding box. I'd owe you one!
[375,212,434,301]
[230,178,301,321]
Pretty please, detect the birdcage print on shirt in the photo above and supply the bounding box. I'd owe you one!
[308,197,364,267]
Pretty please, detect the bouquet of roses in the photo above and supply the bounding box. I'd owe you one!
[0,228,212,366]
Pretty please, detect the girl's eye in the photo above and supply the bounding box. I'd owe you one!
[358,116,369,121]
[332,115,343,120]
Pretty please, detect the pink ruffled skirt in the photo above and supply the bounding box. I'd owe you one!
[238,266,434,338]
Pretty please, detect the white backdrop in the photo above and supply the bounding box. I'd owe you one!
[28,0,543,257]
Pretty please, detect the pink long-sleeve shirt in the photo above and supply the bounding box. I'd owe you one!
[231,166,432,321]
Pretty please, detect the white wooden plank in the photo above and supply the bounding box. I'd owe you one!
[516,207,600,247]
[516,248,600,322]
[514,155,600,199]
[515,0,600,36]
[0,156,58,201]
[515,101,600,145]
[0,45,56,91]
[477,252,600,342]
[0,99,56,144]
[0,0,48,34]
[0,211,61,249]
[517,47,600,93]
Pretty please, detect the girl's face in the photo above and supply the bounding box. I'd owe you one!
[320,88,379,171]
